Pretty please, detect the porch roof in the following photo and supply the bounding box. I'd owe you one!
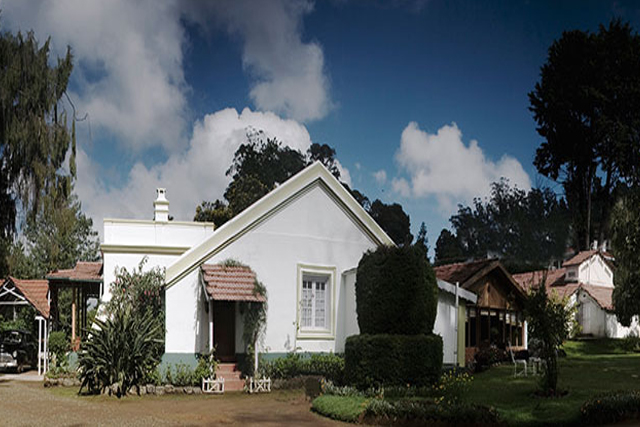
[3,277,50,318]
[47,261,103,283]
[201,264,266,302]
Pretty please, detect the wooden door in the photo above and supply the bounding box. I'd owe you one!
[214,301,236,362]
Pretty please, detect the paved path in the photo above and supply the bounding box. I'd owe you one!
[0,377,342,426]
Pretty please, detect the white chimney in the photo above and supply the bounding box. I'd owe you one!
[154,188,169,222]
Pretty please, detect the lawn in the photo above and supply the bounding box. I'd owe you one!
[466,339,640,426]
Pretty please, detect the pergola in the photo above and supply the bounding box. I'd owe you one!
[0,277,50,374]
[47,262,103,348]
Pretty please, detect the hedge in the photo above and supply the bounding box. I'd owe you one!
[581,391,640,425]
[345,334,442,389]
[259,352,345,384]
[355,245,437,335]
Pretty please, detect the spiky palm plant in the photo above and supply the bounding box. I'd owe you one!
[78,305,163,397]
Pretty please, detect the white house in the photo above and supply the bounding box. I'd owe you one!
[513,250,640,339]
[101,162,397,368]
[434,279,477,366]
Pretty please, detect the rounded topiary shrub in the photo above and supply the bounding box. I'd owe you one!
[356,245,438,335]
[345,334,443,389]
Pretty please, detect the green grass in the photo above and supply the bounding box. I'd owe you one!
[466,339,640,426]
[311,394,369,422]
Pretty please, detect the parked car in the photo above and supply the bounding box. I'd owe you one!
[0,329,37,372]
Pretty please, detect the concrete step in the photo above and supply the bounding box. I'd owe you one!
[224,378,246,392]
[216,363,238,373]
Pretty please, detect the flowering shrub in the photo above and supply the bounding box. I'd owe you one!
[433,370,473,404]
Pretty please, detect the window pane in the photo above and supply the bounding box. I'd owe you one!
[302,281,312,327]
[315,281,325,327]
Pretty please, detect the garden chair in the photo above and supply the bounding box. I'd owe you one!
[508,341,527,377]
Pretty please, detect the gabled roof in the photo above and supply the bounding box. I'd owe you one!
[433,259,497,287]
[166,162,395,287]
[47,261,103,283]
[201,264,266,302]
[512,268,567,293]
[434,258,526,301]
[2,277,50,318]
[580,284,613,311]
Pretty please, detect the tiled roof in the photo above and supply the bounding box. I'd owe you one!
[5,277,50,318]
[512,268,567,292]
[47,261,103,282]
[201,264,266,302]
[580,284,614,311]
[563,250,598,267]
[433,259,498,287]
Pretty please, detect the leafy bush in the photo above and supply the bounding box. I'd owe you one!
[78,306,164,397]
[355,245,438,335]
[311,395,369,423]
[260,352,345,383]
[581,391,640,425]
[364,398,500,425]
[345,334,442,389]
[48,330,69,366]
[474,343,508,372]
[194,351,218,384]
[171,363,195,386]
[620,336,640,353]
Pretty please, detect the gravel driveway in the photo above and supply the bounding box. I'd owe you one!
[0,375,341,426]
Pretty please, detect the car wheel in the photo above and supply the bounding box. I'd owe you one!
[16,363,23,374]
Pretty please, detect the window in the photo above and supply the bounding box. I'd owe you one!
[297,265,336,339]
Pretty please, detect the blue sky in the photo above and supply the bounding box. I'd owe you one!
[3,0,639,253]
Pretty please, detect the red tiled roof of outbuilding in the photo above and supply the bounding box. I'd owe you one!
[4,277,50,318]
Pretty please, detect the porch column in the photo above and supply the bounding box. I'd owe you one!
[37,316,42,375]
[208,300,214,352]
[71,287,77,343]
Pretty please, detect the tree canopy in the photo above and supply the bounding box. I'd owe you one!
[611,188,640,326]
[434,180,570,271]
[0,28,76,276]
[530,19,640,250]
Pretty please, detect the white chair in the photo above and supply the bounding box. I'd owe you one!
[508,342,527,377]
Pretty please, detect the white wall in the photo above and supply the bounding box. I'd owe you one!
[434,291,456,365]
[578,255,613,287]
[166,184,378,355]
[577,290,606,337]
[341,270,359,342]
[102,220,214,303]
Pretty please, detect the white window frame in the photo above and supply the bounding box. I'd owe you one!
[296,264,336,340]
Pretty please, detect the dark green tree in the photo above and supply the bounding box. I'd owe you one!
[193,199,233,228]
[0,28,76,276]
[434,229,465,265]
[368,199,413,246]
[444,180,569,270]
[307,142,341,179]
[530,19,640,250]
[611,188,640,326]
[415,222,429,256]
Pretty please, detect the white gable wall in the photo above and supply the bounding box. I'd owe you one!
[578,255,613,287]
[165,183,379,355]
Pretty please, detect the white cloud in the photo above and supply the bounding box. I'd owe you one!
[188,0,331,122]
[75,108,314,236]
[2,0,189,152]
[394,122,531,206]
[373,170,387,185]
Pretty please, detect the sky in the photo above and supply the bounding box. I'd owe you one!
[2,0,639,255]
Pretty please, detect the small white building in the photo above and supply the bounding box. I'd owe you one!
[513,251,640,339]
[101,162,398,366]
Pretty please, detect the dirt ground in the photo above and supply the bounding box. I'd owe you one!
[0,375,342,426]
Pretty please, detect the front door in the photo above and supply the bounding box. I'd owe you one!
[213,301,236,362]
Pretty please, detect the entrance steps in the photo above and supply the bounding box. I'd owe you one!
[216,363,244,391]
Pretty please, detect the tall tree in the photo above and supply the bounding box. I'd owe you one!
[434,229,465,265]
[415,222,429,256]
[443,180,569,270]
[368,199,413,247]
[307,143,341,179]
[611,188,640,327]
[530,20,640,249]
[0,29,75,276]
